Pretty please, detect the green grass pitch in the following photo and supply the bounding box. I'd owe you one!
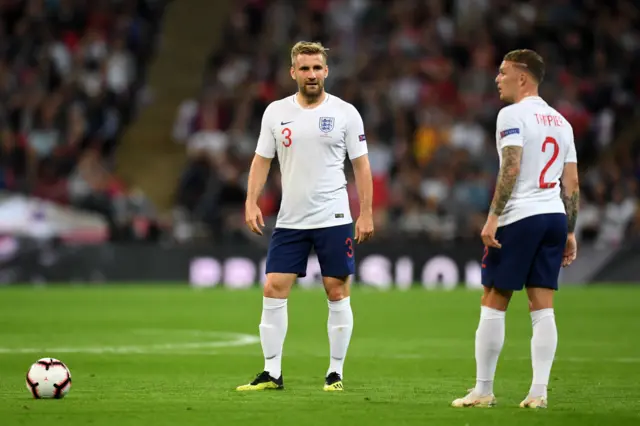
[0,285,639,425]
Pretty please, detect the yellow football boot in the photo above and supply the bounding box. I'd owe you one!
[236,371,284,391]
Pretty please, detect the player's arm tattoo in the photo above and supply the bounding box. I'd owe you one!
[489,146,523,216]
[562,188,580,233]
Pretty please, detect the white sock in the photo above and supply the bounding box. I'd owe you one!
[529,308,557,398]
[327,297,354,377]
[259,297,288,379]
[474,306,506,396]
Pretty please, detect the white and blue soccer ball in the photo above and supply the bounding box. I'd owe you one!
[26,358,72,399]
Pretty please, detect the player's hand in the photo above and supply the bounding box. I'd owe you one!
[481,215,502,249]
[245,203,265,236]
[355,213,374,243]
[562,233,577,267]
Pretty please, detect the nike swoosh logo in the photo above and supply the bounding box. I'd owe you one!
[281,121,293,125]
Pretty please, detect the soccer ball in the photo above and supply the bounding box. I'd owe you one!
[25,358,72,399]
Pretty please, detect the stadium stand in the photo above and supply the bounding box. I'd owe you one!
[173,0,640,245]
[0,0,167,241]
[1,0,637,246]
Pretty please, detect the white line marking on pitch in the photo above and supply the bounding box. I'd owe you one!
[269,352,640,364]
[387,354,640,363]
[0,330,260,354]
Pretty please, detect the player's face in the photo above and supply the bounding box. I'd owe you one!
[290,54,328,99]
[495,61,524,103]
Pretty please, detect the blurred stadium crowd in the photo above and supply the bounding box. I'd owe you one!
[0,0,164,240]
[174,0,640,246]
[1,0,639,248]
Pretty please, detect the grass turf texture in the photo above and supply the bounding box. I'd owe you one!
[0,285,639,426]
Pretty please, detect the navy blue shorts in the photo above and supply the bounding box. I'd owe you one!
[265,223,355,278]
[481,213,567,291]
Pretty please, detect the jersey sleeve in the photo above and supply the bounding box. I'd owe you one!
[255,103,276,158]
[564,127,578,163]
[345,104,368,160]
[496,107,525,149]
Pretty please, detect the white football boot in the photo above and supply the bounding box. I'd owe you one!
[451,388,497,408]
[520,395,547,408]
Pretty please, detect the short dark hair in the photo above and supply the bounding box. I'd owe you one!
[503,49,545,84]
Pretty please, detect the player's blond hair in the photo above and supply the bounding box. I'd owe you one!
[290,41,328,66]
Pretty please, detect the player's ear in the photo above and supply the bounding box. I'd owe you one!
[519,72,527,86]
[290,66,296,80]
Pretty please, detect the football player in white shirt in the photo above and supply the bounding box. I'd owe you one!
[452,49,580,409]
[237,42,374,392]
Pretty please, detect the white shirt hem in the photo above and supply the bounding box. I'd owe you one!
[499,207,566,228]
[273,219,353,230]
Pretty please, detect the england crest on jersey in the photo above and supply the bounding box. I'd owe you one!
[319,117,335,133]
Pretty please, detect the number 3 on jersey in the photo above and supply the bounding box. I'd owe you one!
[539,136,559,189]
[345,238,354,258]
[282,128,292,147]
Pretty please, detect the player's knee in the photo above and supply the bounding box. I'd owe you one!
[324,276,350,301]
[263,281,289,298]
[483,287,512,311]
[326,287,347,301]
[481,286,491,305]
[263,274,295,298]
[527,288,554,311]
[529,300,553,311]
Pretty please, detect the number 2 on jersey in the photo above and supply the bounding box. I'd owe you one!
[539,136,559,189]
[282,128,292,147]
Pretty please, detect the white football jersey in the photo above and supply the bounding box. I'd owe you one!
[495,96,577,227]
[255,93,368,229]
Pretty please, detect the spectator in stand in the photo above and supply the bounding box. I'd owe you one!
[0,0,167,241]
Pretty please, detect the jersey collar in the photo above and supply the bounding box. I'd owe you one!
[292,92,330,110]
[520,96,544,103]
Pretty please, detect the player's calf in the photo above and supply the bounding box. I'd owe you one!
[253,274,296,386]
[452,285,510,407]
[323,276,353,390]
[525,287,557,404]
